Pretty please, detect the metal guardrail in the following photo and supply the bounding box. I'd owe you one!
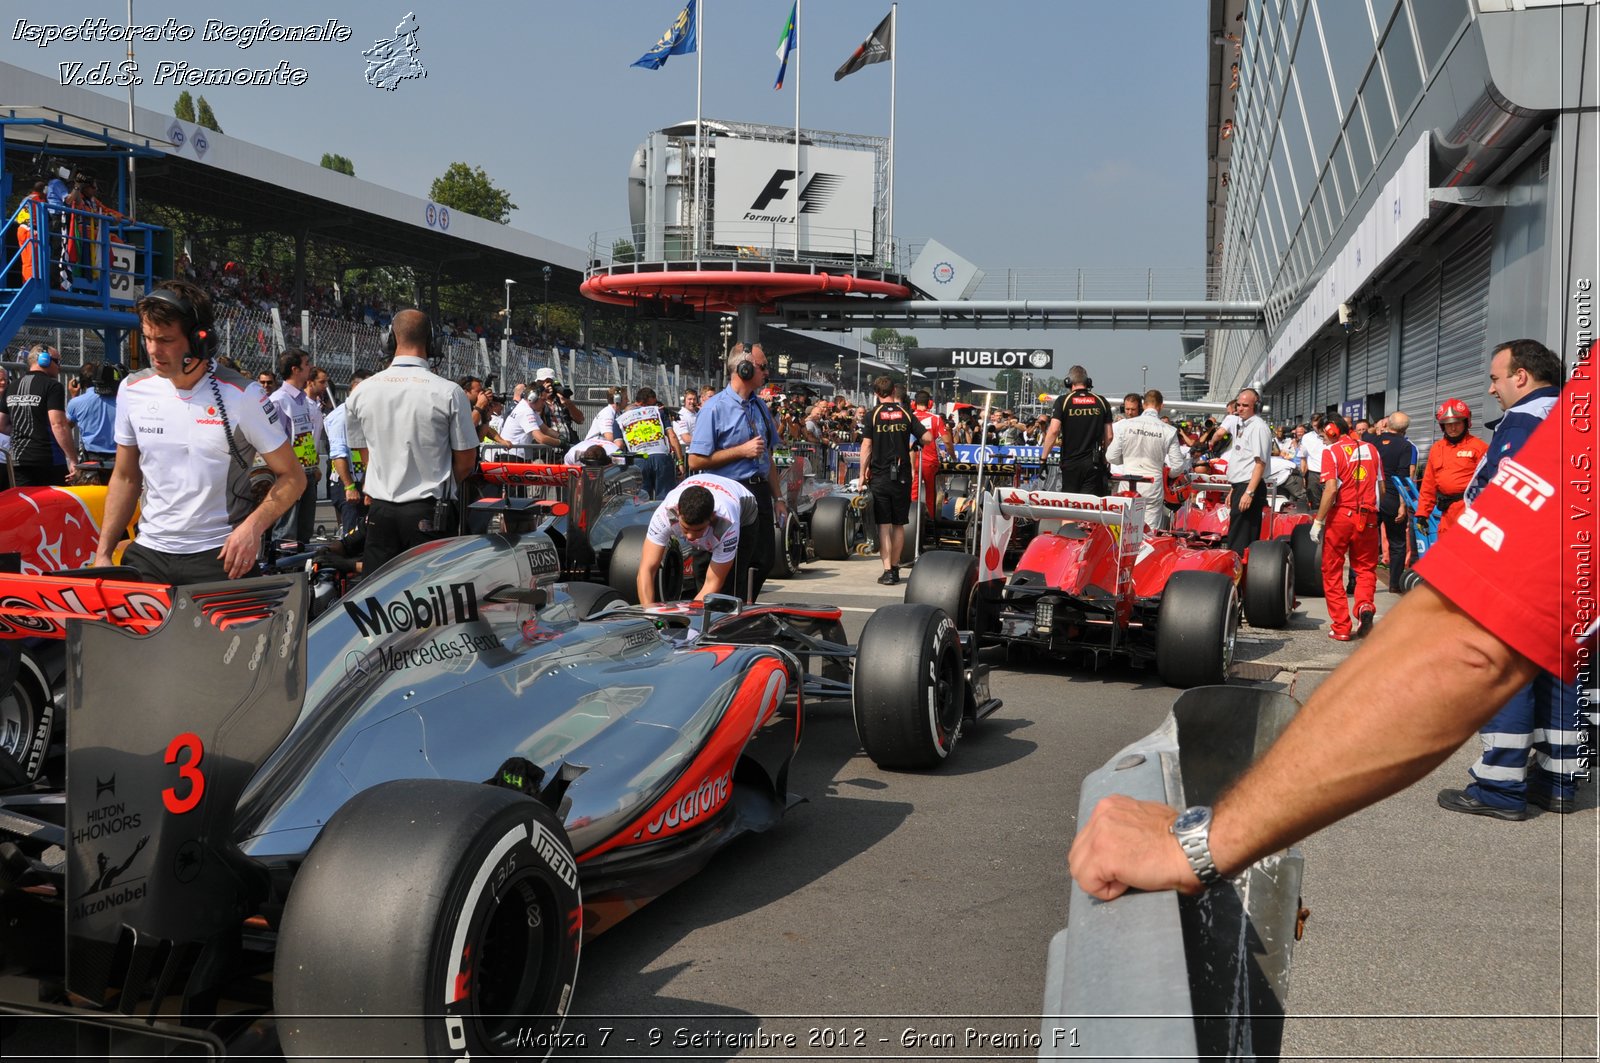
[1041,686,1304,1062]
[587,223,903,276]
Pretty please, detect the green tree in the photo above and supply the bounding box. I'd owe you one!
[195,96,222,133]
[320,153,355,176]
[173,91,196,122]
[429,162,517,224]
[994,368,1023,404]
[611,238,637,265]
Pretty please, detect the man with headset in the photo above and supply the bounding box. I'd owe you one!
[345,309,477,574]
[7,343,78,486]
[688,343,786,602]
[93,280,304,584]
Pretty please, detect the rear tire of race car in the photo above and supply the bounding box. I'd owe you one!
[1156,571,1238,689]
[905,550,977,631]
[1242,538,1294,629]
[608,523,683,604]
[767,512,802,580]
[1290,523,1323,598]
[275,779,581,1062]
[853,603,964,770]
[812,495,856,561]
[562,581,625,619]
[0,645,52,783]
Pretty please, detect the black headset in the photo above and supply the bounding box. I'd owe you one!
[138,286,214,370]
[733,349,758,381]
[383,314,441,361]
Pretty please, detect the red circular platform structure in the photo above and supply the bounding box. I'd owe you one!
[581,263,911,315]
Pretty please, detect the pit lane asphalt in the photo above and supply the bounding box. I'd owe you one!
[554,552,1597,1062]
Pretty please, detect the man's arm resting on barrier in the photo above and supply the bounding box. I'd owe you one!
[1068,583,1538,899]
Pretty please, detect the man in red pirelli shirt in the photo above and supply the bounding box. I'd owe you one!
[1068,344,1595,899]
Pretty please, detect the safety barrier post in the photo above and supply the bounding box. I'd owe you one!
[1040,687,1304,1062]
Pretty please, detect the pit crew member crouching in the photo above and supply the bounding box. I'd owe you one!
[637,473,757,606]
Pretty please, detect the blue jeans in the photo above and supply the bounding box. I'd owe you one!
[641,452,678,500]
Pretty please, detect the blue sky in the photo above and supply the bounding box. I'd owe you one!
[7,1,1207,393]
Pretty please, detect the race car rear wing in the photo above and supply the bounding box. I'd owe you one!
[0,571,173,639]
[1184,473,1234,493]
[64,574,307,1006]
[977,488,1142,582]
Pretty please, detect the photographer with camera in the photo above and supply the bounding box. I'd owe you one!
[531,366,584,446]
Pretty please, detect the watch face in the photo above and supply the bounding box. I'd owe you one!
[1173,806,1210,832]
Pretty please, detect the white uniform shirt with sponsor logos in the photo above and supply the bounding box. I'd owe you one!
[501,399,548,447]
[1225,415,1275,485]
[1105,408,1186,522]
[645,473,753,564]
[563,438,620,465]
[673,406,697,444]
[114,365,285,553]
[344,355,476,504]
[268,381,324,473]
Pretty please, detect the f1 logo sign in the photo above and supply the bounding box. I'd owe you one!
[750,170,843,213]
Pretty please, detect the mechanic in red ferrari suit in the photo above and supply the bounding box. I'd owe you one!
[1068,347,1595,899]
[1310,413,1384,641]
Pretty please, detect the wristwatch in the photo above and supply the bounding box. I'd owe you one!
[1170,805,1222,886]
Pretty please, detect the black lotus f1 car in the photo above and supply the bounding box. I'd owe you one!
[0,526,998,1060]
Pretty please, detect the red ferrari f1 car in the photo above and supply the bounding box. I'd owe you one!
[0,520,998,1060]
[906,484,1248,688]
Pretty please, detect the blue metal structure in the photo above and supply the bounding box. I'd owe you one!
[1,111,168,361]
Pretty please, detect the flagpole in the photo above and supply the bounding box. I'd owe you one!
[793,0,802,262]
[887,2,896,267]
[696,0,705,258]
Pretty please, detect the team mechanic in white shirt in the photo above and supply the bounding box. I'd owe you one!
[94,281,304,584]
[636,473,756,606]
[267,347,324,545]
[1104,389,1187,531]
[1223,387,1276,555]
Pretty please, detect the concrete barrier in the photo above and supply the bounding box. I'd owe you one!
[1041,686,1304,1062]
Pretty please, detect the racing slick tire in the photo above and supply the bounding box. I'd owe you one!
[768,512,804,580]
[853,603,964,770]
[1242,538,1294,629]
[562,581,625,619]
[0,645,52,782]
[1155,570,1238,689]
[904,550,977,631]
[812,494,857,561]
[608,523,683,604]
[1289,522,1323,598]
[275,779,581,1061]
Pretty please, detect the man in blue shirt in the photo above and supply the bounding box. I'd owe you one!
[66,361,120,466]
[1436,338,1576,821]
[688,343,787,601]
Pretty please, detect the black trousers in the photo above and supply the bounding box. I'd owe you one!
[123,539,229,585]
[13,462,67,488]
[364,498,446,576]
[739,478,775,603]
[1059,459,1106,495]
[1379,498,1410,592]
[1226,482,1267,556]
